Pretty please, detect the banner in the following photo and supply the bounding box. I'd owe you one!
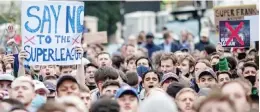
[219,20,250,48]
[21,1,84,65]
[83,31,108,44]
[214,4,258,32]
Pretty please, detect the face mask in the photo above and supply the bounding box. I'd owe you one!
[245,76,256,86]
[31,94,47,109]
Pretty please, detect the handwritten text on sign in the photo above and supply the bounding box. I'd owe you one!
[21,1,84,65]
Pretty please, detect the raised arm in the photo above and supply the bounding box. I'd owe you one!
[75,46,85,87]
[17,51,28,77]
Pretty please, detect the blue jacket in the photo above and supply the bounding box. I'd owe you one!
[159,42,180,53]
[145,43,161,58]
[195,40,210,51]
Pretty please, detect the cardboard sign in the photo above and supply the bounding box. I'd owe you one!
[214,4,258,32]
[21,1,84,65]
[83,31,108,44]
[244,15,259,41]
[219,20,250,48]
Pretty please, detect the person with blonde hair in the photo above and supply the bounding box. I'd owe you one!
[175,88,198,112]
[56,95,88,112]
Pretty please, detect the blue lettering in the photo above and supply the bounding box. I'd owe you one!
[66,48,73,60]
[24,45,31,62]
[66,6,76,33]
[42,48,48,61]
[25,6,41,33]
[50,5,61,33]
[37,35,45,44]
[40,6,51,33]
[36,48,43,62]
[55,48,60,61]
[77,6,84,33]
[48,48,55,61]
[60,48,65,61]
[55,35,61,43]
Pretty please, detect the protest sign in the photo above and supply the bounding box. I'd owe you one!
[83,31,108,44]
[214,4,258,32]
[21,1,84,65]
[219,20,250,48]
[244,15,259,41]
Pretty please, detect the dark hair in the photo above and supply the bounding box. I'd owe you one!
[96,52,111,58]
[0,60,6,73]
[118,70,128,83]
[90,99,120,112]
[125,55,137,65]
[1,98,24,108]
[242,62,258,72]
[141,70,161,83]
[126,71,139,86]
[84,63,98,73]
[163,31,171,39]
[135,57,152,68]
[166,82,185,98]
[216,71,231,79]
[226,56,238,70]
[59,65,72,72]
[112,54,124,69]
[101,80,120,90]
[94,67,119,83]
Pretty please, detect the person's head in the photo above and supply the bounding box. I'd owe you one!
[79,85,91,109]
[56,95,86,112]
[160,53,177,74]
[221,81,250,112]
[142,70,161,92]
[40,65,56,78]
[84,63,98,85]
[0,98,24,112]
[94,67,119,91]
[196,68,217,88]
[112,54,124,69]
[37,101,66,112]
[5,63,13,74]
[56,75,80,97]
[10,76,36,106]
[101,80,120,96]
[146,32,154,44]
[125,71,139,88]
[179,54,196,75]
[43,81,56,100]
[125,44,136,56]
[166,82,185,99]
[194,59,211,78]
[59,65,73,75]
[125,55,137,72]
[216,71,231,87]
[237,59,246,76]
[151,51,165,71]
[175,88,198,112]
[163,31,172,44]
[209,53,220,66]
[242,62,258,77]
[160,72,179,91]
[0,74,15,92]
[115,86,139,112]
[34,80,49,99]
[197,93,236,112]
[96,52,112,67]
[136,57,151,68]
[90,98,120,112]
[200,28,209,42]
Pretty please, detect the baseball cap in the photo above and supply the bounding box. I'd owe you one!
[115,86,139,99]
[34,80,50,94]
[160,72,179,85]
[0,74,15,82]
[146,32,154,38]
[56,75,79,90]
[44,81,56,91]
[197,68,217,80]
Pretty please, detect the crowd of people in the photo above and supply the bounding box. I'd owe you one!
[0,26,259,112]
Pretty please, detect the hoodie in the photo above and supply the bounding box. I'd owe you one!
[139,90,178,112]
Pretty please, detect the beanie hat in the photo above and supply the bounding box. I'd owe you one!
[218,58,229,71]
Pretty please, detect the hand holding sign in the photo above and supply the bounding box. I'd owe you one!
[3,54,14,64]
[18,51,29,65]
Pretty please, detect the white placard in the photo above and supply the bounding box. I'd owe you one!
[21,1,84,65]
[244,15,259,41]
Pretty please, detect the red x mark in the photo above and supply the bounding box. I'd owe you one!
[225,22,244,46]
[72,35,80,45]
[24,36,35,45]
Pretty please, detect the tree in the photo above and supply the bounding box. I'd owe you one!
[84,1,120,37]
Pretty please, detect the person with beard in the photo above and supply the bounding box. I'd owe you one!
[84,63,98,90]
[96,52,112,68]
[30,65,43,81]
[159,53,177,74]
[242,62,258,86]
[144,32,161,58]
[140,70,161,101]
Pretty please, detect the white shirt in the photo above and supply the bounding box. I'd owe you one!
[164,43,171,52]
